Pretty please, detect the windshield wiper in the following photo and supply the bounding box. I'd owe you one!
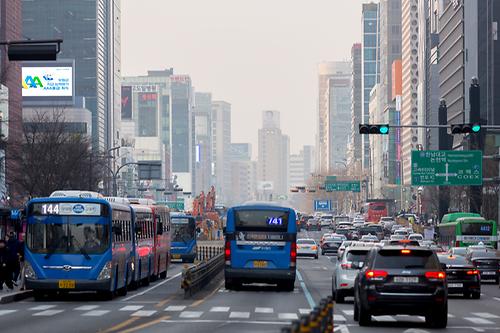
[71,236,91,260]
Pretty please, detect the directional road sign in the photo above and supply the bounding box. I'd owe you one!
[325,176,337,183]
[411,150,482,186]
[325,181,361,192]
[314,200,331,211]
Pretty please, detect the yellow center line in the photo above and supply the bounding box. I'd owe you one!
[190,280,224,308]
[99,317,140,333]
[155,295,175,308]
[117,315,171,333]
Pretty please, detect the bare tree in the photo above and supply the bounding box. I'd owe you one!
[12,109,107,198]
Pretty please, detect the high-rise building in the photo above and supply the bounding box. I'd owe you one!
[258,111,289,199]
[289,145,315,187]
[22,0,121,153]
[347,43,362,171]
[229,143,255,205]
[317,62,352,174]
[212,101,231,204]
[401,0,420,184]
[361,2,380,171]
[230,143,252,161]
[194,92,213,195]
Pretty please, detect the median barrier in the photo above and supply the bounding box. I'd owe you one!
[181,249,224,298]
[281,296,334,333]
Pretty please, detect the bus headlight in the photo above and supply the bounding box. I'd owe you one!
[97,261,113,280]
[24,261,37,280]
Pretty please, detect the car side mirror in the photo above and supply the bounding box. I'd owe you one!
[113,225,122,236]
[157,222,164,235]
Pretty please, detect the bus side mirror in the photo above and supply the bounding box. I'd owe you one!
[157,223,164,235]
[135,225,142,234]
[113,225,122,236]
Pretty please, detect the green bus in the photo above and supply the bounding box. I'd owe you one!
[437,213,498,249]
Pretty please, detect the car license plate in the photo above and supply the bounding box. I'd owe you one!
[253,260,267,268]
[58,280,75,289]
[393,276,419,284]
[482,271,495,275]
[172,254,181,259]
[448,283,463,288]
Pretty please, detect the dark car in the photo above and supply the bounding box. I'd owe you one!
[321,237,343,255]
[468,251,500,284]
[437,254,481,299]
[354,246,448,328]
[306,218,321,231]
[335,227,355,240]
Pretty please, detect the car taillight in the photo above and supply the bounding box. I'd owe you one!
[401,249,411,254]
[466,270,479,275]
[425,271,446,280]
[224,240,231,264]
[290,242,297,267]
[365,270,388,281]
[311,245,317,250]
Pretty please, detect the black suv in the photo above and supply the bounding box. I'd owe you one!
[354,246,448,328]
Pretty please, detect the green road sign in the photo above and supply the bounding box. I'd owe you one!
[325,176,337,183]
[164,201,185,210]
[411,150,482,186]
[325,181,361,192]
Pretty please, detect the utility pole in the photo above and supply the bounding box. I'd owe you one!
[469,78,482,214]
[438,100,451,220]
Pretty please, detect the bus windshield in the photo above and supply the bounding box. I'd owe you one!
[27,217,109,255]
[171,218,195,243]
[462,222,493,235]
[234,210,289,231]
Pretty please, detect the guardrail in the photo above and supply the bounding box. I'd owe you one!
[281,296,334,333]
[197,245,223,261]
[181,250,224,298]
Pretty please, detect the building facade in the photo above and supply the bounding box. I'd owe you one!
[194,92,213,195]
[212,101,231,204]
[347,43,363,171]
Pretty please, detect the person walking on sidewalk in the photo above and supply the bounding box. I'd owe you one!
[6,232,21,284]
[0,239,14,291]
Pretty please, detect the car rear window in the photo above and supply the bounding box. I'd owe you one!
[298,239,315,245]
[374,249,440,269]
[438,255,468,265]
[346,250,369,263]
[234,210,289,231]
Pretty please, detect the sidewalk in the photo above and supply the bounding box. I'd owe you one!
[0,285,32,304]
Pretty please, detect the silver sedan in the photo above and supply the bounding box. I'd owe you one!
[297,238,319,259]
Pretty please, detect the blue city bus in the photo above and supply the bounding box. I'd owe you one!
[224,203,297,291]
[24,194,134,300]
[170,214,197,263]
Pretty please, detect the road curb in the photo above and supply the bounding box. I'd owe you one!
[0,290,33,304]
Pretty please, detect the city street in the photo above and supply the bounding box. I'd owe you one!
[0,231,499,333]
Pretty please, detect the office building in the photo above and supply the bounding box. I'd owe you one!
[361,2,380,171]
[194,92,213,194]
[230,143,252,161]
[23,0,121,153]
[229,143,255,205]
[347,43,362,172]
[212,101,231,204]
[289,145,315,187]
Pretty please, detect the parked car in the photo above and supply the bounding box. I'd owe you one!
[332,246,371,303]
[296,238,319,259]
[437,254,481,299]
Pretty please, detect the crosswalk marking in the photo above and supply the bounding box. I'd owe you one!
[333,314,346,322]
[179,311,203,318]
[278,313,298,320]
[82,310,110,317]
[342,310,354,316]
[448,313,455,318]
[0,310,17,316]
[165,305,187,312]
[373,315,397,322]
[131,310,157,317]
[493,297,500,302]
[120,305,144,311]
[229,312,250,319]
[255,307,274,314]
[464,317,495,325]
[29,305,57,311]
[210,307,230,312]
[472,312,500,319]
[298,308,311,315]
[74,305,100,311]
[32,310,65,317]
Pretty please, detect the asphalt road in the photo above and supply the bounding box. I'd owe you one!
[0,231,499,333]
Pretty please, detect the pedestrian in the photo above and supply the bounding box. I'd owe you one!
[6,232,20,284]
[0,239,14,291]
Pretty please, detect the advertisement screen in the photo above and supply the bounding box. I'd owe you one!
[138,92,157,137]
[121,86,132,119]
[22,66,73,97]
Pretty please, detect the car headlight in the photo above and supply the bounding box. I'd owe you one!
[24,261,37,280]
[97,261,113,280]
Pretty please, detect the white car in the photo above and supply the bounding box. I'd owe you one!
[320,217,333,228]
[393,229,409,237]
[360,234,379,243]
[408,233,424,242]
[296,238,319,259]
[332,246,371,303]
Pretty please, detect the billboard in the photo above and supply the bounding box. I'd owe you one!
[137,92,158,137]
[22,60,75,105]
[121,86,132,119]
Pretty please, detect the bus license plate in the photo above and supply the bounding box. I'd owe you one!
[393,276,418,284]
[58,280,75,289]
[172,254,181,259]
[253,261,267,268]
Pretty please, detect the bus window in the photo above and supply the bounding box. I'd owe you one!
[234,210,289,232]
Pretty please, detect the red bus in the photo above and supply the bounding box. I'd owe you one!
[362,202,388,223]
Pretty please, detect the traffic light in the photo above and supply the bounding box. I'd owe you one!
[359,124,389,134]
[450,123,481,134]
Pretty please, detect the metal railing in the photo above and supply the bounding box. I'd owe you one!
[281,296,334,333]
[197,245,223,261]
[181,247,224,298]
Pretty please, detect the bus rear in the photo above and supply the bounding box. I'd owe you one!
[363,202,387,223]
[224,204,297,291]
[170,214,197,263]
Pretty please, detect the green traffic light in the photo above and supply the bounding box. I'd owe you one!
[379,126,389,134]
[472,124,481,133]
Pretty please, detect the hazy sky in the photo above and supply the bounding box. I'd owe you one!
[122,0,367,156]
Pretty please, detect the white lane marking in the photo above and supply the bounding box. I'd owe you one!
[29,305,57,311]
[119,305,144,311]
[210,307,230,312]
[82,310,110,316]
[298,308,311,315]
[74,305,100,311]
[333,325,350,333]
[342,310,354,316]
[165,305,187,312]
[448,313,455,318]
[373,315,397,322]
[403,329,431,333]
[229,312,250,319]
[0,310,17,316]
[278,313,299,320]
[493,297,500,302]
[32,310,65,316]
[255,307,274,314]
[161,319,289,325]
[179,311,204,318]
[464,317,495,325]
[472,312,500,319]
[297,270,316,309]
[131,310,157,317]
[123,272,182,301]
[333,314,346,322]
